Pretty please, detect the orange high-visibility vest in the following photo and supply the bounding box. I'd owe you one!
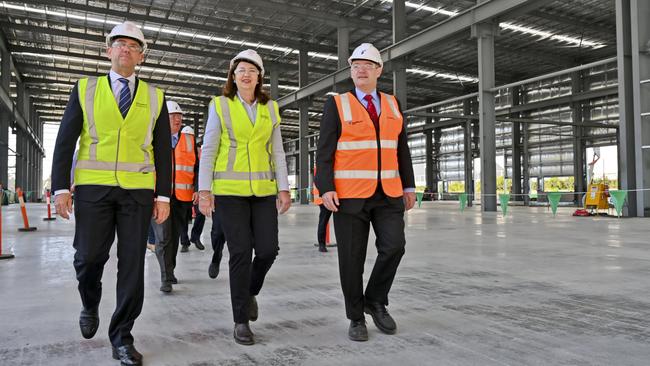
[313,167,323,205]
[332,92,403,198]
[174,132,196,201]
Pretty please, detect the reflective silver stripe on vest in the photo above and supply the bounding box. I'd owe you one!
[83,77,100,161]
[384,94,400,119]
[336,140,397,150]
[339,93,353,122]
[175,183,193,190]
[213,171,275,180]
[381,170,400,179]
[334,170,400,179]
[219,96,238,172]
[267,101,278,127]
[141,84,158,165]
[337,140,377,150]
[265,101,276,173]
[75,160,155,172]
[380,140,398,149]
[184,133,193,152]
[175,164,194,172]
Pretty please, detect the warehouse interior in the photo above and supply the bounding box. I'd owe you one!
[1,0,649,365]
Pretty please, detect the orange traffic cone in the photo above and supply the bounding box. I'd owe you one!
[16,188,37,232]
[43,190,56,221]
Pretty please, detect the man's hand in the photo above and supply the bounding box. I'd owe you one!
[403,191,416,211]
[322,191,339,212]
[54,192,73,219]
[276,191,291,214]
[192,191,199,205]
[152,201,170,224]
[197,190,215,217]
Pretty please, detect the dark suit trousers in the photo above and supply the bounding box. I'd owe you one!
[154,197,191,283]
[190,204,205,242]
[72,186,153,347]
[210,203,226,265]
[216,195,279,323]
[333,193,406,321]
[179,206,192,246]
[317,204,333,245]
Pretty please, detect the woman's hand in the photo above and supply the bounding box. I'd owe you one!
[198,190,215,217]
[276,190,291,214]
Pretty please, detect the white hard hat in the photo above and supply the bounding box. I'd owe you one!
[348,43,383,67]
[106,21,147,52]
[181,126,194,135]
[166,100,183,114]
[230,49,265,77]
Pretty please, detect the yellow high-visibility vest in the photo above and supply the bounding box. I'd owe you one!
[74,76,164,189]
[211,96,280,197]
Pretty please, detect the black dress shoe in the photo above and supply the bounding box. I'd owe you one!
[79,307,99,339]
[191,239,205,250]
[348,319,368,341]
[170,274,178,284]
[160,282,172,293]
[249,296,258,322]
[364,302,396,334]
[180,245,189,253]
[233,322,255,345]
[208,262,219,279]
[318,244,328,252]
[112,345,143,365]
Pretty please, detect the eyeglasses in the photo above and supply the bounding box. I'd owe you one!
[234,68,260,75]
[111,41,143,53]
[351,63,378,71]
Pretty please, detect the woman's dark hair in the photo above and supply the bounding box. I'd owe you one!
[222,60,270,104]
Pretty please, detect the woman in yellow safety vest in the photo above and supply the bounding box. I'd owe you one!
[197,49,291,346]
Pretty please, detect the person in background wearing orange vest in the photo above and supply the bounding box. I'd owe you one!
[312,167,330,253]
[178,125,206,253]
[315,43,416,342]
[152,101,199,293]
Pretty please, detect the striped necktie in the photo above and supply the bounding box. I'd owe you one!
[117,78,132,118]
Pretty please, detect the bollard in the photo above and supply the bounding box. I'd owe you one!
[43,190,56,221]
[0,190,15,260]
[16,188,37,232]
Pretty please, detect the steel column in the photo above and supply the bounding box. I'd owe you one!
[298,48,310,204]
[473,20,498,211]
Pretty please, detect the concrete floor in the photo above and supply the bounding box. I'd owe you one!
[1,201,649,366]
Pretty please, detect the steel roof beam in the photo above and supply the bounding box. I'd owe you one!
[20,0,336,53]
[278,0,558,108]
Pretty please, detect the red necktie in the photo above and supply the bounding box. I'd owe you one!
[363,94,379,131]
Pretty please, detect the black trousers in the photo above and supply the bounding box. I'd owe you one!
[180,205,193,246]
[317,204,332,245]
[190,204,205,243]
[216,195,278,323]
[333,194,406,321]
[210,203,226,265]
[73,187,152,347]
[154,197,192,283]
